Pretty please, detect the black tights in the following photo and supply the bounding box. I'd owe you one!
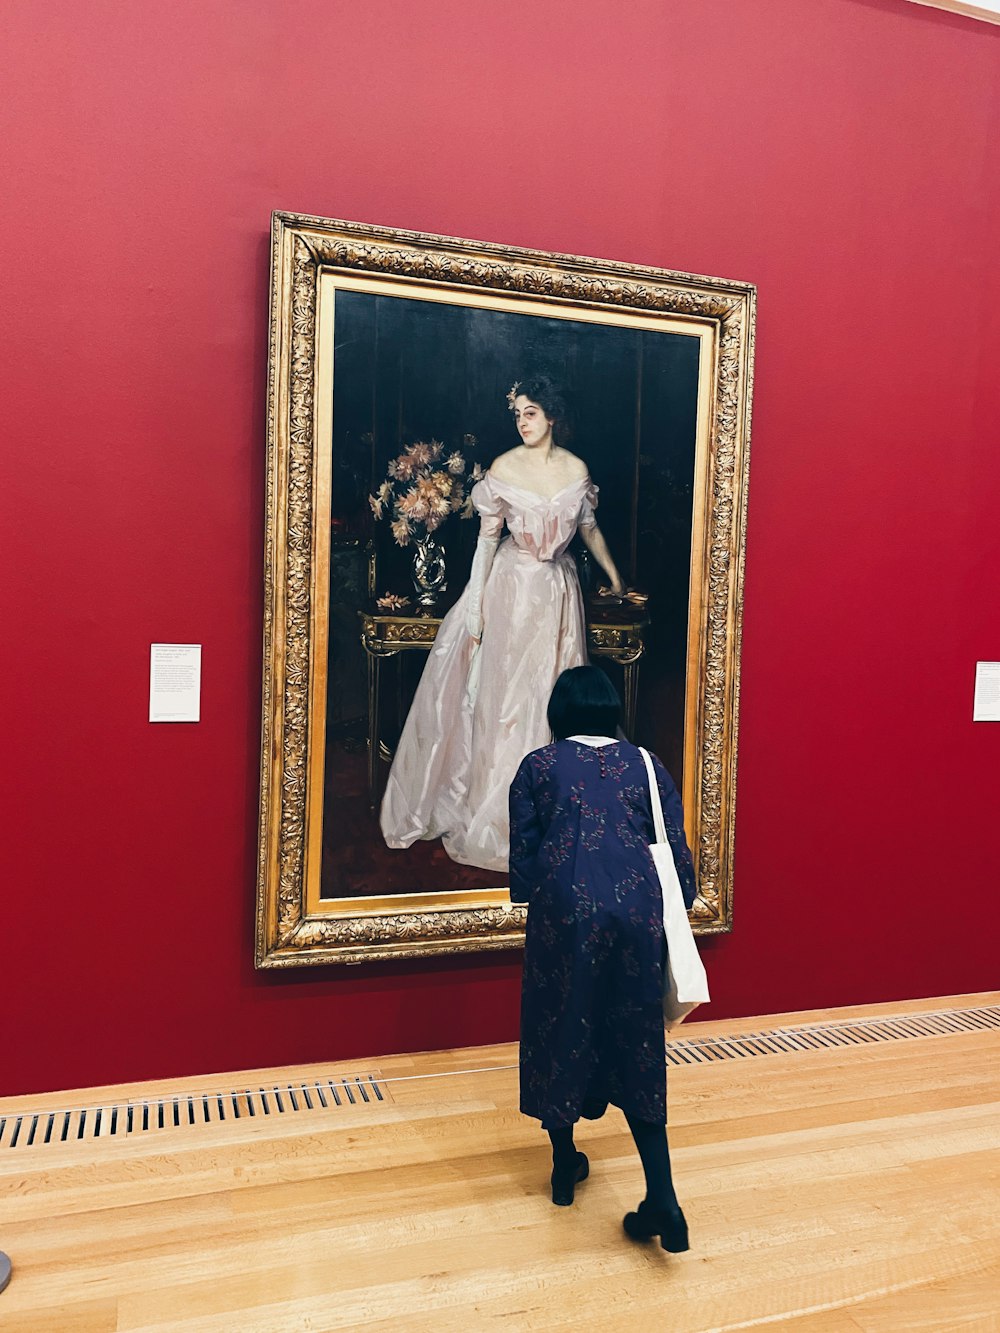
[546,1125,578,1169]
[625,1114,677,1211]
[546,1116,677,1208]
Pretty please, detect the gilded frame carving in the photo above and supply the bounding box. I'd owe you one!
[255,212,754,968]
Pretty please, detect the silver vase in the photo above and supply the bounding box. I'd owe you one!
[412,535,447,611]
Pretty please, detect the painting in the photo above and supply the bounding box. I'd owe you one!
[256,214,754,966]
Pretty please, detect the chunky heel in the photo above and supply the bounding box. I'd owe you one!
[550,1151,589,1206]
[623,1199,689,1252]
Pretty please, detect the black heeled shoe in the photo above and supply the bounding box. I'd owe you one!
[550,1151,589,1206]
[623,1198,689,1252]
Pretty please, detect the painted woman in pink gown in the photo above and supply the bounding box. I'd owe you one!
[380,377,625,871]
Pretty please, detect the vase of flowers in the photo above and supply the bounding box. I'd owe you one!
[369,438,480,612]
[410,534,446,609]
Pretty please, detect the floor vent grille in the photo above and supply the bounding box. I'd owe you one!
[4,1006,995,1150]
[664,1005,1000,1066]
[0,1072,388,1151]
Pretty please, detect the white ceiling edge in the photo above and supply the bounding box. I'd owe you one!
[901,0,1000,24]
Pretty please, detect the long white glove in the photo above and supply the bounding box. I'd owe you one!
[465,535,499,641]
[465,535,499,709]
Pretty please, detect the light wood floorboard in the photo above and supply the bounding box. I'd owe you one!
[1,993,998,1331]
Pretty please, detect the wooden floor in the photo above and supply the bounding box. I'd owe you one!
[1,993,999,1332]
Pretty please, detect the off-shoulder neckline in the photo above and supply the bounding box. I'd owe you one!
[481,473,592,504]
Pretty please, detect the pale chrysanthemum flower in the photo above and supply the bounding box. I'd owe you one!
[394,453,417,481]
[391,516,413,546]
[399,488,430,522]
[406,442,432,467]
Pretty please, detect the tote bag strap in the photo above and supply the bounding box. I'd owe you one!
[638,747,668,845]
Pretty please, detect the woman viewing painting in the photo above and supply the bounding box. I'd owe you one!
[510,665,694,1248]
[380,376,625,872]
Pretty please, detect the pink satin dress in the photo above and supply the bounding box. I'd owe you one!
[380,471,598,871]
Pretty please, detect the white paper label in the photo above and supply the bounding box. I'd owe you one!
[973,661,1000,722]
[149,644,202,722]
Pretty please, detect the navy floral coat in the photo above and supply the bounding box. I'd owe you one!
[509,739,696,1129]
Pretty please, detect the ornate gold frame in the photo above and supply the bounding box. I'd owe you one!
[255,212,754,968]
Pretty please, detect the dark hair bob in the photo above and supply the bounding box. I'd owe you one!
[547,665,621,740]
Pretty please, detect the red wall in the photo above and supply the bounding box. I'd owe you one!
[2,0,998,1097]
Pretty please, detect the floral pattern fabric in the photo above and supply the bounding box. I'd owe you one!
[510,740,697,1128]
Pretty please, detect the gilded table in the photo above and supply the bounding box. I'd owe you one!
[359,604,649,801]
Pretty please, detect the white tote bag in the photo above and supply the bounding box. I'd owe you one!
[639,748,710,1029]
